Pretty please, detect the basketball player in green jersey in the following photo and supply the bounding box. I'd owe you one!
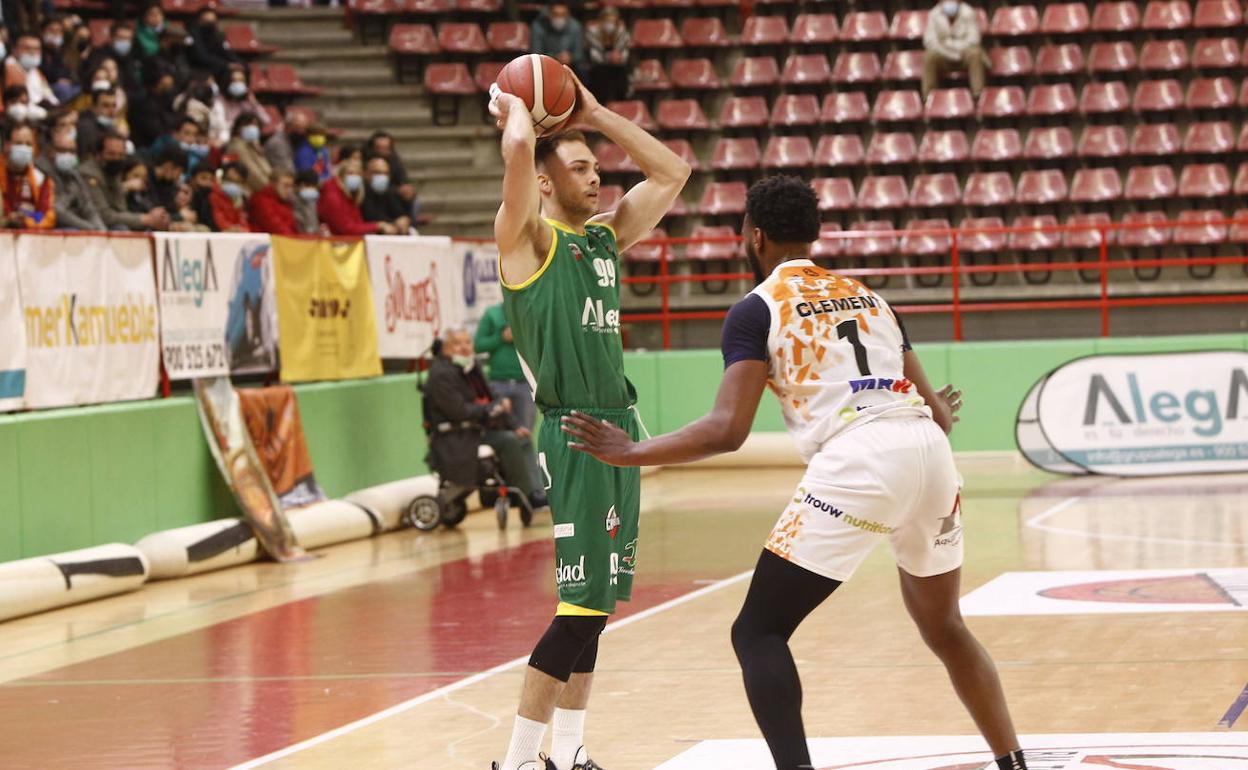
[487,69,690,770]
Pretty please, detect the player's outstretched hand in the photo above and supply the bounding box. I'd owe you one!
[562,65,603,129]
[936,384,963,424]
[561,411,635,466]
[488,84,524,131]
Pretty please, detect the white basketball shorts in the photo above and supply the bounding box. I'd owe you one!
[765,416,964,582]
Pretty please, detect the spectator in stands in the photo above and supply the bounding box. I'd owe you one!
[6,32,58,108]
[149,144,186,213]
[76,86,122,166]
[264,108,307,173]
[81,130,170,230]
[187,7,241,80]
[923,0,987,99]
[40,16,80,104]
[292,169,321,234]
[531,3,585,76]
[318,157,396,235]
[226,113,271,195]
[121,157,158,217]
[3,84,48,125]
[172,116,210,172]
[176,73,228,148]
[64,20,92,79]
[82,22,141,98]
[220,66,270,136]
[366,130,419,222]
[50,109,79,148]
[248,169,297,235]
[190,161,249,232]
[150,21,192,88]
[295,123,332,181]
[361,155,411,233]
[40,127,105,230]
[217,161,252,231]
[474,301,534,432]
[0,122,56,229]
[585,6,629,104]
[128,64,178,149]
[136,4,166,60]
[172,181,206,231]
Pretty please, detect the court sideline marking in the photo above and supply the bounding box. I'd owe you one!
[1023,495,1246,549]
[228,569,755,769]
[1220,682,1248,729]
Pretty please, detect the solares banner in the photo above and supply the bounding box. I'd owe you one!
[365,235,465,359]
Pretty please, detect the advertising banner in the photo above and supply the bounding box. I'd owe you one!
[271,237,382,382]
[1014,374,1088,476]
[456,240,502,332]
[365,235,463,358]
[223,236,279,375]
[237,385,325,509]
[17,234,159,408]
[154,233,228,379]
[0,234,25,411]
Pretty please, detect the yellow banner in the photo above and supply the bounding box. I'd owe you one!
[272,236,382,382]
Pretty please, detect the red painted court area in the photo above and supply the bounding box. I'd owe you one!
[0,538,710,770]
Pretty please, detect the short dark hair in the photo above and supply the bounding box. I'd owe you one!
[156,145,188,170]
[745,175,820,245]
[294,169,319,187]
[92,86,118,102]
[534,129,587,169]
[97,129,127,154]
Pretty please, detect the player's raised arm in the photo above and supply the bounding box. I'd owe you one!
[490,89,550,284]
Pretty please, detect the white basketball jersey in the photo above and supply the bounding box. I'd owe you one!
[751,259,931,461]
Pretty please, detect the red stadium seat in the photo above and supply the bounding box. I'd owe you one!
[917,130,970,163]
[840,11,888,41]
[1077,125,1128,158]
[1131,123,1183,156]
[910,174,961,208]
[731,57,781,88]
[670,58,721,90]
[1023,127,1075,160]
[424,62,475,94]
[456,0,502,11]
[1070,169,1123,202]
[1178,163,1231,197]
[872,90,923,122]
[900,218,953,256]
[866,132,918,165]
[1239,124,1248,152]
[959,217,1007,253]
[832,52,881,84]
[883,50,925,82]
[1192,37,1240,68]
[763,136,814,168]
[1087,42,1137,74]
[990,5,1040,36]
[1064,213,1114,249]
[657,99,710,130]
[821,92,870,123]
[718,96,768,128]
[1092,1,1141,30]
[1142,0,1192,29]
[770,94,820,126]
[473,61,505,92]
[963,172,1016,207]
[661,139,699,170]
[1232,209,1248,243]
[710,138,761,170]
[858,176,909,209]
[977,86,1026,119]
[1124,165,1179,200]
[266,63,322,95]
[791,13,840,44]
[606,100,655,130]
[988,46,1034,77]
[396,0,451,12]
[1017,169,1069,205]
[665,195,688,218]
[811,223,844,259]
[1193,0,1243,27]
[1184,121,1234,154]
[698,182,747,215]
[1119,211,1172,247]
[1241,79,1248,107]
[925,88,974,120]
[812,178,856,211]
[1133,79,1183,112]
[843,221,898,258]
[225,24,277,55]
[1041,2,1091,33]
[741,15,789,46]
[1035,44,1084,76]
[1009,215,1062,251]
[1027,84,1077,116]
[486,21,528,52]
[1079,81,1131,115]
[815,135,866,167]
[783,55,832,86]
[971,128,1022,161]
[1139,40,1189,72]
[1187,77,1236,109]
[889,9,928,40]
[632,59,671,91]
[389,23,440,55]
[680,17,730,47]
[1174,210,1228,245]
[687,226,737,261]
[624,228,669,263]
[632,19,682,48]
[596,142,637,173]
[438,23,488,54]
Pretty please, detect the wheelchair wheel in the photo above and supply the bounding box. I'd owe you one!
[405,496,442,532]
[478,487,500,509]
[517,492,534,527]
[441,498,469,528]
[494,496,509,530]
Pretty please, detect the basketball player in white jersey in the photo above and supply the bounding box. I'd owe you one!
[561,177,1028,770]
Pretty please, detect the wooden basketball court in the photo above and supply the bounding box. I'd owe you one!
[1,456,1245,769]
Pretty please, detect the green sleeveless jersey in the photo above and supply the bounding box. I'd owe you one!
[501,218,635,411]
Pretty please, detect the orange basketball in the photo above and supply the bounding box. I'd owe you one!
[494,54,578,135]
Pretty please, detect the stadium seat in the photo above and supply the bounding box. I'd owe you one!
[971,128,1022,161]
[396,0,452,12]
[1239,124,1248,152]
[925,88,974,120]
[1241,79,1248,107]
[632,19,682,49]
[1184,121,1235,154]
[264,63,322,96]
[866,132,918,165]
[1041,2,1091,33]
[1187,77,1236,109]
[1009,215,1062,251]
[711,137,762,170]
[812,177,856,211]
[225,24,277,55]
[718,96,768,128]
[606,100,655,130]
[731,57,781,88]
[1139,40,1188,72]
[455,0,501,11]
[1079,81,1131,114]
[632,59,671,91]
[910,173,961,208]
[485,21,528,52]
[783,55,832,86]
[1174,210,1228,245]
[1133,79,1183,112]
[889,10,928,40]
[763,136,814,169]
[917,130,970,163]
[698,182,748,215]
[790,13,839,45]
[1131,123,1182,156]
[1087,41,1137,74]
[821,92,870,123]
[1017,169,1069,205]
[473,61,505,92]
[990,5,1040,36]
[988,46,1034,77]
[670,59,721,90]
[680,17,730,47]
[1064,213,1114,249]
[963,172,1016,206]
[1035,44,1084,76]
[687,226,737,261]
[832,52,882,84]
[1232,209,1248,243]
[1119,211,1172,247]
[424,62,475,123]
[811,223,844,259]
[1092,1,1141,30]
[843,220,898,258]
[665,195,688,218]
[1192,37,1240,68]
[1077,125,1128,158]
[883,50,925,82]
[662,139,699,170]
[858,176,908,209]
[977,86,1026,119]
[1026,84,1077,116]
[871,90,923,122]
[1239,164,1248,195]
[1142,0,1192,29]
[657,99,710,130]
[741,15,789,46]
[815,135,866,167]
[1069,169,1123,202]
[389,23,440,55]
[1178,163,1231,197]
[1023,127,1074,160]
[900,218,953,256]
[596,142,637,174]
[1124,165,1179,200]
[770,94,820,126]
[959,216,1007,253]
[840,11,888,42]
[437,22,488,54]
[624,227,668,263]
[1193,0,1243,27]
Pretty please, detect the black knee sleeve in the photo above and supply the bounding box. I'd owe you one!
[572,630,601,674]
[529,615,607,682]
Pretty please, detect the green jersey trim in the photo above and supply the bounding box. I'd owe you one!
[500,221,560,292]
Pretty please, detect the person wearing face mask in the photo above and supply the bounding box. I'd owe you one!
[187,8,242,79]
[360,154,411,233]
[5,33,59,109]
[80,130,170,230]
[292,169,322,234]
[586,6,630,104]
[75,86,121,164]
[40,16,81,104]
[81,23,141,98]
[152,116,211,174]
[0,123,56,228]
[531,4,586,76]
[188,161,247,232]
[137,4,166,60]
[317,157,394,235]
[294,123,332,182]
[121,158,158,216]
[37,126,104,230]
[264,108,308,174]
[220,67,271,139]
[227,113,272,194]
[128,65,179,148]
[922,0,987,99]
[148,145,186,214]
[3,85,49,125]
[214,161,252,232]
[247,169,298,235]
[173,74,230,148]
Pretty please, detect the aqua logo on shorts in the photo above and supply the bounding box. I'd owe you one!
[555,555,586,587]
[934,495,963,547]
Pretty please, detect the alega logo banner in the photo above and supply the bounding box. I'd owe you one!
[154,233,234,379]
[17,234,159,408]
[0,234,25,411]
[365,235,464,358]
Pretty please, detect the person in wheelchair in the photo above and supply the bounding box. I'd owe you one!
[424,328,550,516]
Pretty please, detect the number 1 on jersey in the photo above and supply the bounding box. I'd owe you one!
[836,319,871,376]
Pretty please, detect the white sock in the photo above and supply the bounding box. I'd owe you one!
[502,715,547,770]
[550,708,587,769]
